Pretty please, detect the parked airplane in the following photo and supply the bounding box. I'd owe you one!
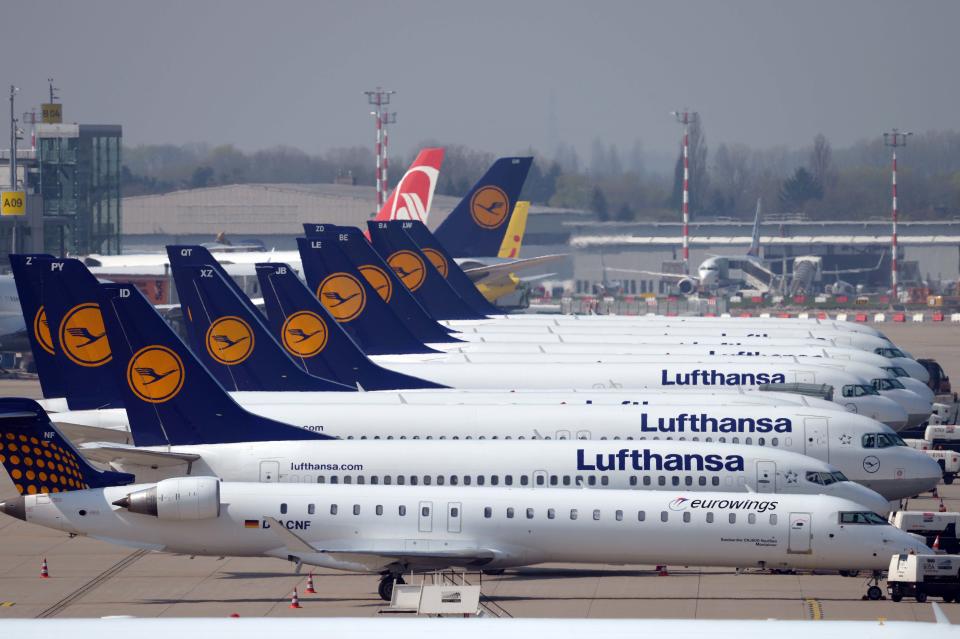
[0,468,929,600]
[372,147,444,224]
[1,615,953,639]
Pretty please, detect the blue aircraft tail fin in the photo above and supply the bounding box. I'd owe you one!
[433,157,533,257]
[367,221,485,320]
[98,283,331,446]
[0,397,134,493]
[165,246,351,392]
[40,258,124,410]
[296,233,451,352]
[256,263,445,390]
[401,221,503,315]
[9,254,66,400]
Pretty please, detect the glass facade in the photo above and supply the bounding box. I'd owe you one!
[38,124,121,255]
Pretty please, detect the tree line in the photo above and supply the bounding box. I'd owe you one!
[121,128,960,221]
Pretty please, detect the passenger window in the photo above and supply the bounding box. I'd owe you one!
[712,477,719,486]
[450,507,459,517]
[450,476,458,486]
[601,476,609,486]
[536,475,546,486]
[698,476,706,486]
[280,503,288,514]
[563,476,571,486]
[410,476,417,486]
[593,509,601,521]
[706,512,714,523]
[547,508,556,519]
[353,505,360,516]
[507,507,515,519]
[505,475,513,486]
[630,476,638,486]
[616,510,623,521]
[491,475,499,486]
[638,511,646,522]
[317,476,325,484]
[399,505,406,516]
[728,513,736,524]
[421,506,430,517]
[330,476,339,484]
[769,514,777,525]
[343,476,352,484]
[484,507,492,519]
[671,476,680,486]
[376,505,383,516]
[570,509,578,520]
[684,476,692,486]
[588,476,597,486]
[520,475,529,486]
[370,476,379,485]
[526,508,534,519]
[748,513,756,524]
[478,476,486,486]
[436,476,444,486]
[423,476,432,486]
[463,476,472,486]
[660,511,668,522]
[330,504,338,515]
[550,475,558,486]
[307,504,315,515]
[772,438,778,446]
[682,512,691,523]
[643,476,651,486]
[658,476,666,486]
[389,475,397,485]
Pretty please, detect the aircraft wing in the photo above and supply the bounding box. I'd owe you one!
[604,267,689,282]
[79,443,201,468]
[461,254,567,283]
[821,252,886,276]
[264,518,496,572]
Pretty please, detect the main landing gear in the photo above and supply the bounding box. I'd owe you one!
[378,573,405,601]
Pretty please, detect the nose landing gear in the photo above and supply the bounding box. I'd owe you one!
[864,570,884,600]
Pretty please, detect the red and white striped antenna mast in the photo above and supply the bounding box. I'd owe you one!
[672,110,698,275]
[381,110,397,197]
[883,128,911,301]
[364,87,396,211]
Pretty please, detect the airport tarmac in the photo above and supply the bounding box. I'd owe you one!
[1,322,960,621]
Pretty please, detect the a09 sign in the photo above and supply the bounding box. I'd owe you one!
[1,191,25,216]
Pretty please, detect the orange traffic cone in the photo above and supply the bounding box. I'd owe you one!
[40,557,49,579]
[939,498,947,513]
[305,573,316,594]
[933,535,941,550]
[289,588,302,609]
[657,564,669,576]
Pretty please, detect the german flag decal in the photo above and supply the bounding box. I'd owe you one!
[244,519,260,529]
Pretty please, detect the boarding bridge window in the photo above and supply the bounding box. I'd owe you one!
[683,512,691,523]
[307,504,315,515]
[527,508,535,519]
[729,513,737,524]
[706,513,714,523]
[280,503,288,514]
[660,511,669,522]
[769,514,777,525]
[570,509,579,520]
[353,505,360,516]
[616,510,623,521]
[330,504,338,515]
[484,507,492,519]
[507,508,515,519]
[399,506,406,516]
[638,511,646,522]
[548,508,556,519]
[839,511,888,525]
[376,505,383,516]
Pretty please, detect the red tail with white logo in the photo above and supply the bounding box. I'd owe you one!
[373,147,444,224]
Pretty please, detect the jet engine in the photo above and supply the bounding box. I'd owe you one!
[676,278,699,295]
[112,476,221,520]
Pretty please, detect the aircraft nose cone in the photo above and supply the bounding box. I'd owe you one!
[0,497,26,521]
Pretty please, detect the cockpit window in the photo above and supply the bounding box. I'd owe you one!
[875,347,907,358]
[843,384,879,397]
[873,378,905,391]
[839,511,888,525]
[883,366,909,378]
[806,471,849,485]
[862,433,905,449]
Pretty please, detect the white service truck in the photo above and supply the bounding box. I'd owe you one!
[903,439,960,484]
[890,511,960,554]
[887,553,960,602]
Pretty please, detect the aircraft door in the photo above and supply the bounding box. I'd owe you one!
[755,461,776,493]
[803,417,829,462]
[788,513,812,554]
[259,461,279,482]
[447,502,462,533]
[533,470,548,488]
[418,501,433,533]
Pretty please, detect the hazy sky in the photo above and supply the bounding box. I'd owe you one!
[4,1,958,159]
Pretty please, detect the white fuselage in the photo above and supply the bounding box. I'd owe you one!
[78,405,938,501]
[15,482,929,573]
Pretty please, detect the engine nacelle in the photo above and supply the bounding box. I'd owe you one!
[113,476,220,520]
[676,278,698,295]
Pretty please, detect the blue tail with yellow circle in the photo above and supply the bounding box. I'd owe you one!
[0,397,134,494]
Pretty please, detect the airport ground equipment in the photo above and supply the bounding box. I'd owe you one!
[891,512,960,554]
[903,440,960,484]
[887,553,960,602]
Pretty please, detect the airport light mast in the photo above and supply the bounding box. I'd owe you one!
[381,110,396,199]
[364,87,395,212]
[8,85,19,189]
[883,128,912,300]
[672,110,698,275]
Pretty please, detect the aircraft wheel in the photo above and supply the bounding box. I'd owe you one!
[890,584,903,602]
[378,577,394,601]
[867,585,883,601]
[915,591,928,603]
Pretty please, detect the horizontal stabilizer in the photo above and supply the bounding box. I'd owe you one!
[80,443,201,468]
